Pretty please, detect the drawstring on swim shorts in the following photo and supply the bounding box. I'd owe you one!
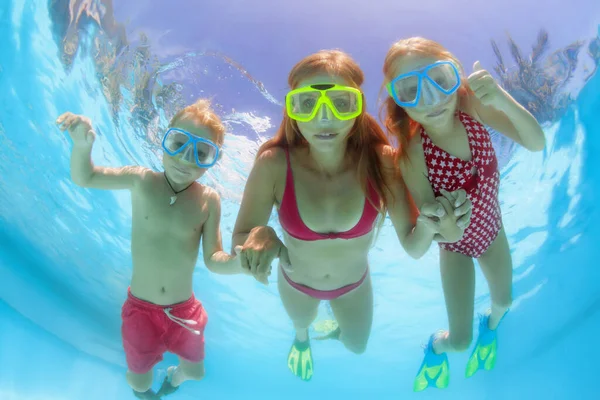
[164,307,201,335]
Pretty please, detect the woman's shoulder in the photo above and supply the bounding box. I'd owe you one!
[256,146,287,167]
[252,146,289,185]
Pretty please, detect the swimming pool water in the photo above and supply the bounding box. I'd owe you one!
[1,1,600,399]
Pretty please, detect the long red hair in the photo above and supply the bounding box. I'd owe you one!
[380,37,471,162]
[258,50,390,213]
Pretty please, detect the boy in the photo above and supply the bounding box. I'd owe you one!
[57,99,259,399]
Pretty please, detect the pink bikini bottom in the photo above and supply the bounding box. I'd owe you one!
[280,267,368,300]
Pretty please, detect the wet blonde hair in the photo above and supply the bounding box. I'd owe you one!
[169,99,226,146]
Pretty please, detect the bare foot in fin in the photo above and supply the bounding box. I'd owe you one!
[157,366,180,397]
[314,326,341,341]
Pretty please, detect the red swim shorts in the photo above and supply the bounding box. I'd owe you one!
[121,288,208,374]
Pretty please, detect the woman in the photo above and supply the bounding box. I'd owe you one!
[232,50,471,381]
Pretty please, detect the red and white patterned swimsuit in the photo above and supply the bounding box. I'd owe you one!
[421,111,502,258]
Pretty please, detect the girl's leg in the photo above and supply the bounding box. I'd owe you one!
[433,249,476,354]
[478,227,513,329]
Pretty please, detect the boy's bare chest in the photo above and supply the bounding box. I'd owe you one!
[132,187,208,237]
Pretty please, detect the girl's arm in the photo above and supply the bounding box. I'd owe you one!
[467,61,546,152]
[396,143,470,245]
[381,145,466,259]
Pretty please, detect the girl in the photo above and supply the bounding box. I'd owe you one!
[381,37,545,391]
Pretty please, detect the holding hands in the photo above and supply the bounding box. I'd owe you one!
[237,226,291,285]
[418,189,472,241]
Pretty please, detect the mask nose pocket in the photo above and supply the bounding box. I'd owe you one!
[421,80,445,106]
[179,144,196,164]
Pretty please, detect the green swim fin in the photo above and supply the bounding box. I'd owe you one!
[287,337,314,381]
[465,310,506,378]
[414,332,450,392]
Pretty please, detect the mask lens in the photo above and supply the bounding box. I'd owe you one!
[326,90,359,115]
[164,130,190,154]
[289,91,320,118]
[195,142,218,165]
[393,75,420,103]
[426,63,459,92]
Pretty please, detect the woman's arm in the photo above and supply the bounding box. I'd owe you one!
[231,149,289,283]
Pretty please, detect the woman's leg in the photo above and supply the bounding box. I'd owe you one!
[277,267,321,341]
[328,272,373,354]
[277,266,321,381]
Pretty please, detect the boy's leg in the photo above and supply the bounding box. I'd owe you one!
[126,369,153,392]
[172,358,205,385]
[158,358,205,396]
[121,290,167,398]
[160,295,208,395]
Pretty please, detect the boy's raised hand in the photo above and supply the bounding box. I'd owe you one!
[56,112,96,147]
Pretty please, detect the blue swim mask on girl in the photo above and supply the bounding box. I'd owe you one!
[161,128,219,168]
[387,61,461,108]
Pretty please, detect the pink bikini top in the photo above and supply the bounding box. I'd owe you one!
[278,148,380,241]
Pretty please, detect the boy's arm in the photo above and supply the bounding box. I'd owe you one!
[58,112,145,190]
[71,144,146,189]
[201,189,248,275]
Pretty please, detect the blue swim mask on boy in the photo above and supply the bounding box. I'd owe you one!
[387,61,461,108]
[162,128,220,168]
